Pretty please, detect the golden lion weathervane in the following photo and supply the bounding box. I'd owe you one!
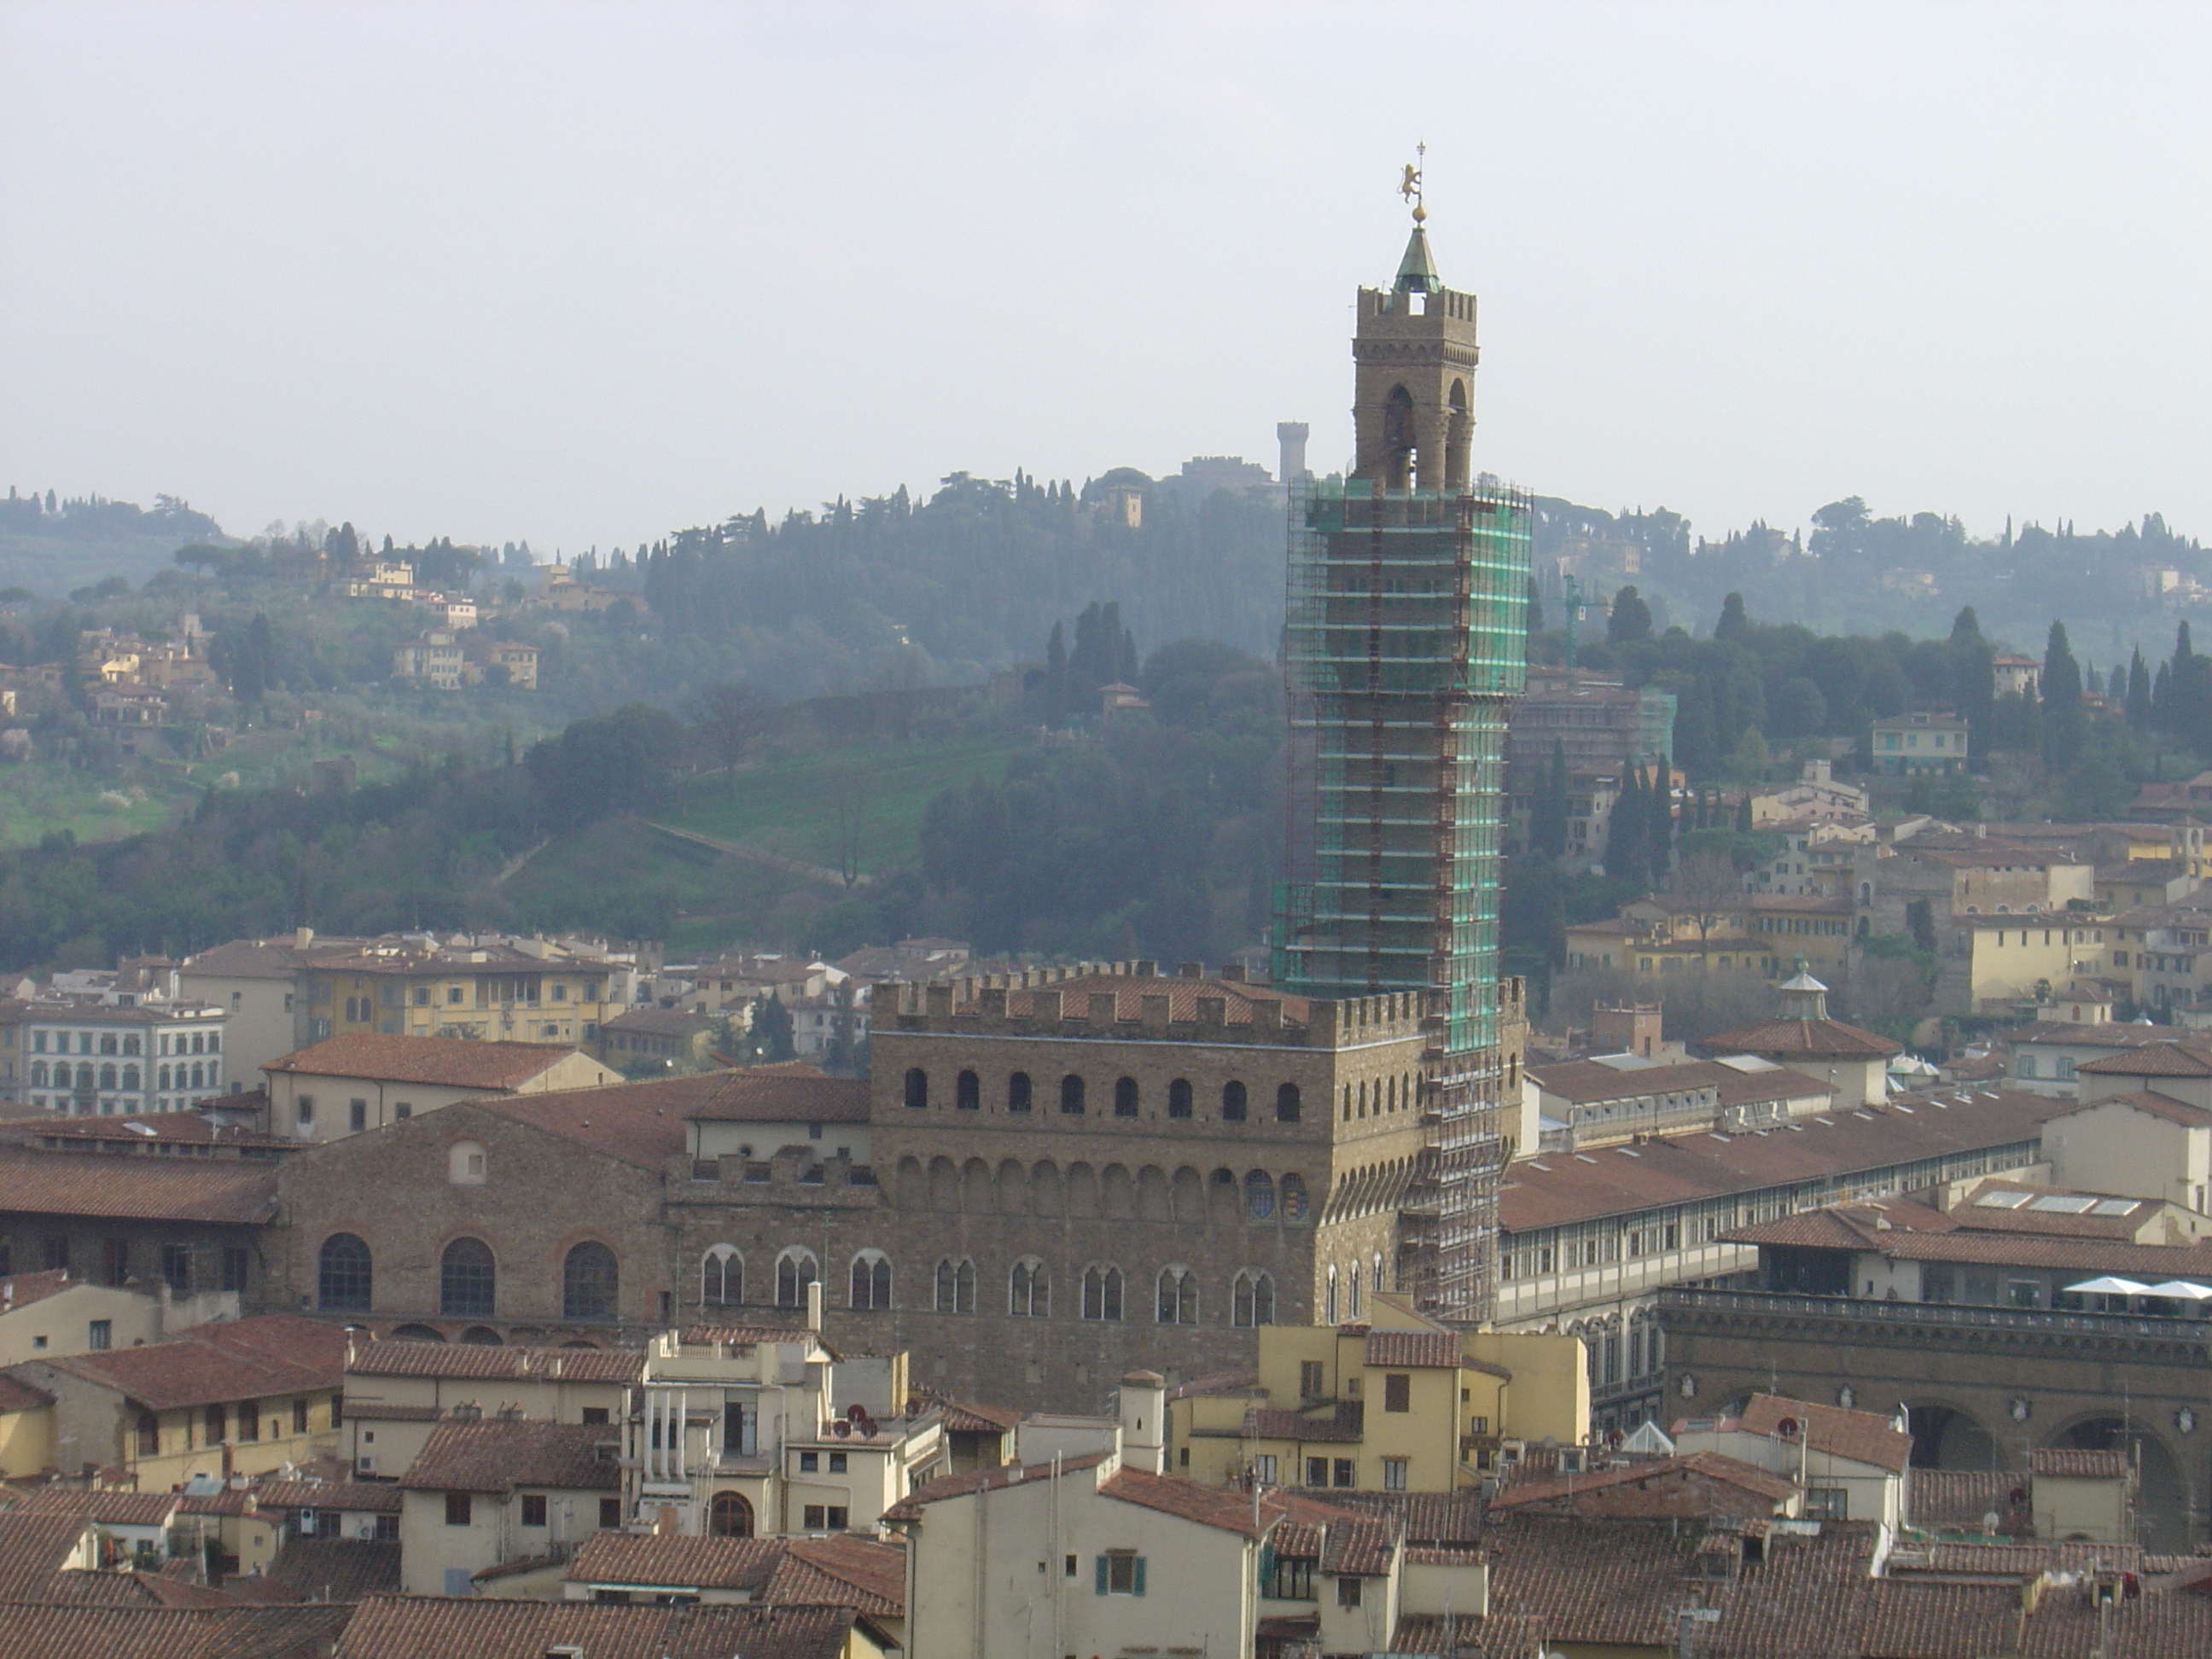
[1400,141,1427,224]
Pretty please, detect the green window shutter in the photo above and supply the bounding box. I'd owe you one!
[1258,1540,1276,1593]
[1133,1557,1147,1597]
[1095,1555,1108,1595]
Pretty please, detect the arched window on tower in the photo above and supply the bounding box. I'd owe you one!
[1007,1071,1033,1114]
[1009,1258,1048,1318]
[1081,1265,1124,1321]
[1155,1266,1197,1325]
[1167,1078,1192,1120]
[1325,1264,1340,1325]
[1060,1074,1086,1115]
[1221,1080,1247,1121]
[701,1246,742,1306]
[903,1068,928,1109]
[1233,1270,1275,1328]
[956,1069,980,1110]
[849,1249,892,1311]
[934,1257,975,1313]
[1114,1077,1139,1118]
[1275,1083,1301,1122]
[776,1249,818,1309]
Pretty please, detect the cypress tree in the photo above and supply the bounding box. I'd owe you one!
[2128,649,2152,730]
[1607,766,1647,889]
[2040,621,2084,770]
[1646,754,1674,882]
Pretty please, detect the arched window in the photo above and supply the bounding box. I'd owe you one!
[849,1250,892,1310]
[903,1068,928,1109]
[1155,1266,1197,1325]
[1114,1077,1139,1118]
[1232,1270,1275,1328]
[121,1065,138,1091]
[460,1326,502,1346]
[1342,1084,1353,1121]
[1371,1252,1386,1294]
[1221,1080,1247,1121]
[1009,1258,1048,1318]
[1245,1170,1276,1221]
[702,1246,742,1306]
[956,1069,980,1110]
[28,1062,45,1088]
[1081,1265,1124,1321]
[447,1139,487,1185]
[1275,1083,1300,1123]
[1167,1078,1192,1120]
[563,1242,619,1320]
[709,1491,754,1538]
[189,1062,202,1088]
[100,1035,117,1057]
[390,1324,445,1342]
[1007,1071,1033,1114]
[122,1035,140,1056]
[439,1237,496,1318]
[1325,1264,1339,1325]
[317,1233,372,1312]
[99,1064,117,1091]
[935,1257,975,1313]
[1348,1263,1363,1320]
[775,1249,818,1309]
[1059,1074,1086,1115]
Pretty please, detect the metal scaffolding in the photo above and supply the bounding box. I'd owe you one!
[1275,474,1530,1323]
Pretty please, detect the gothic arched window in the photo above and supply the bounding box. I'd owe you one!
[1081,1265,1124,1322]
[1155,1266,1197,1325]
[701,1246,742,1306]
[1009,1258,1048,1318]
[776,1248,818,1309]
[1233,1270,1275,1328]
[935,1257,975,1313]
[849,1250,892,1311]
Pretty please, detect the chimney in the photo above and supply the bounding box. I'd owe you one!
[1118,1370,1167,1475]
[294,927,314,950]
[805,1278,824,1334]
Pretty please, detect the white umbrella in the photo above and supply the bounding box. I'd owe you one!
[2064,1277,2152,1296]
[2142,1280,2212,1301]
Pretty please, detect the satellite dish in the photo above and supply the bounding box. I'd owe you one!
[1776,1417,1802,1439]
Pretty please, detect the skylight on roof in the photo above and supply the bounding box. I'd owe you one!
[2030,1195,2097,1214]
[2090,1198,2140,1216]
[1974,1190,2033,1208]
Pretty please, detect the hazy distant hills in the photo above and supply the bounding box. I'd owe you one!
[0,492,230,598]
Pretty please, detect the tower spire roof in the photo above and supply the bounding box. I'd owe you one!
[1394,224,1441,294]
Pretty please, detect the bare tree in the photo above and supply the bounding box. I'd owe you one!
[686,683,771,799]
[823,762,876,888]
[1672,850,1745,964]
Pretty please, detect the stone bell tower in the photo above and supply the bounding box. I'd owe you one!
[1349,217,1481,492]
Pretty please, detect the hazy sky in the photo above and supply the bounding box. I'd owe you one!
[3,1,2207,557]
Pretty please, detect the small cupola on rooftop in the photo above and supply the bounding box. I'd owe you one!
[1777,968,1829,1022]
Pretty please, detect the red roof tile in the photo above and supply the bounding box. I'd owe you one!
[568,1533,783,1592]
[2062,1088,2212,1128]
[33,1315,344,1412]
[1491,1450,1798,1511]
[2031,1447,2129,1480]
[332,1595,860,1659]
[397,1419,621,1494]
[261,1536,399,1602]
[1738,1394,1911,1474]
[265,1033,587,1089]
[970,973,1313,1030]
[768,1537,907,1615]
[1698,1016,1901,1060]
[2076,1041,2212,1078]
[343,1339,643,1383]
[1365,1330,1462,1369]
[0,1148,275,1225]
[0,1602,352,1659]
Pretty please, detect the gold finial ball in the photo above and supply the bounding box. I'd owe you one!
[1412,203,1427,224]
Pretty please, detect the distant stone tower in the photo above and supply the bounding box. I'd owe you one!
[1276,422,1311,485]
[1276,172,1530,1325]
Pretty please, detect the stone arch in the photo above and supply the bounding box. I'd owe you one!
[962,1158,994,1214]
[459,1325,503,1346]
[1244,1170,1276,1223]
[1136,1165,1172,1222]
[895,1155,926,1212]
[1208,1168,1241,1226]
[995,1159,1028,1216]
[390,1323,445,1342]
[1101,1163,1134,1219]
[928,1155,960,1213]
[1900,1399,1997,1471]
[2046,1415,2192,1552]
[1064,1161,1100,1219]
[1279,1173,1310,1224]
[1171,1167,1205,1224]
[1030,1161,1063,1216]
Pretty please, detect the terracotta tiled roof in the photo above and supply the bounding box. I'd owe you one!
[2032,1447,2129,1480]
[1711,1065,1836,1109]
[1246,1406,1361,1444]
[2076,1040,2212,1077]
[1738,1394,1911,1474]
[265,1033,585,1089]
[466,1080,699,1169]
[1499,1091,2058,1232]
[1946,1179,2159,1239]
[176,1479,403,1517]
[1727,1208,2212,1276]
[0,1148,276,1225]
[2007,1022,2185,1049]
[1388,1610,1540,1657]
[397,1420,620,1494]
[32,1315,344,1412]
[0,1510,111,1598]
[768,1537,907,1615]
[1490,1451,1797,1511]
[1698,1017,1901,1060]
[1901,1470,2029,1534]
[0,1112,294,1151]
[0,1373,52,1412]
[664,1065,869,1124]
[568,1533,784,1592]
[1098,1467,1358,1538]
[343,1339,643,1383]
[600,1007,716,1038]
[907,1392,1020,1435]
[1526,1059,1726,1106]
[1167,1369,1258,1400]
[2062,1088,2212,1128]
[0,1602,353,1659]
[332,1595,860,1659]
[1365,1330,1462,1369]
[881,1452,1110,1521]
[973,972,1312,1029]
[183,937,366,980]
[19,1489,181,1526]
[1326,1490,1484,1546]
[1318,1517,1394,1575]
[0,1268,75,1310]
[261,1536,400,1602]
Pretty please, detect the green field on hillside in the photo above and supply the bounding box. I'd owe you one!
[661,732,1033,877]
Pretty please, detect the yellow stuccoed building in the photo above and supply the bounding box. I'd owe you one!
[1165,1295,1586,1494]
